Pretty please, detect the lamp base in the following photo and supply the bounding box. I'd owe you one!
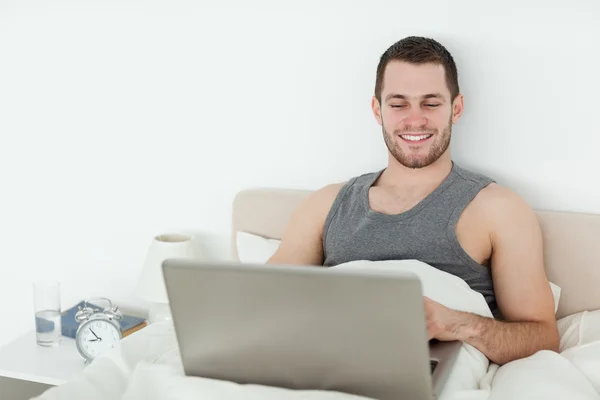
[148,303,172,324]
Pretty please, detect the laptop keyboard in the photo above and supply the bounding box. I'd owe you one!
[430,360,438,374]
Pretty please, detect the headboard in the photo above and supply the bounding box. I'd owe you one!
[231,188,600,319]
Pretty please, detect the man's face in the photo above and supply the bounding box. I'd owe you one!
[372,61,463,169]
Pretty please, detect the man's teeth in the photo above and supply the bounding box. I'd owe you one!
[401,134,432,141]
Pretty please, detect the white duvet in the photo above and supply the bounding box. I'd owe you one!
[34,260,600,400]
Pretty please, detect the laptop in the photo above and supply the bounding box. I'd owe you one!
[162,260,461,400]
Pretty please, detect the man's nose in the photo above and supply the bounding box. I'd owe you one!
[404,110,427,128]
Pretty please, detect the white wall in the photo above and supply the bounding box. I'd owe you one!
[1,0,599,347]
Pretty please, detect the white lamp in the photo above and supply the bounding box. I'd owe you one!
[135,233,198,323]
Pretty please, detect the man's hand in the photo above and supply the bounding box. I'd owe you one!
[423,296,558,365]
[424,296,455,341]
[424,297,471,341]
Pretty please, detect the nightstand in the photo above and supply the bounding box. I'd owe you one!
[0,331,85,388]
[0,303,148,399]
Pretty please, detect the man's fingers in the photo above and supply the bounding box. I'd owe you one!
[426,324,435,340]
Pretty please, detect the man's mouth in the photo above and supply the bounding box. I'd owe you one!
[399,134,433,143]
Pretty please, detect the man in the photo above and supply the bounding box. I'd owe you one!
[267,36,559,366]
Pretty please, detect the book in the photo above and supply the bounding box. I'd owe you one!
[61,300,148,339]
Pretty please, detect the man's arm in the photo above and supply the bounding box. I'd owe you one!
[426,185,559,365]
[266,183,343,266]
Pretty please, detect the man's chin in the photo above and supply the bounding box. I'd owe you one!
[406,162,428,169]
[398,156,437,169]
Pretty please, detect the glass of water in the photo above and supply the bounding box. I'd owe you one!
[33,280,62,347]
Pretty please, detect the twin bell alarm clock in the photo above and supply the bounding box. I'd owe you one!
[74,297,123,362]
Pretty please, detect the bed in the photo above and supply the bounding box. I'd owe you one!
[231,188,600,320]
[34,188,600,400]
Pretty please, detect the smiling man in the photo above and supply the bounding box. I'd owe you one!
[267,36,559,365]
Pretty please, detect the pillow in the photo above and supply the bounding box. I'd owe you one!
[557,311,585,352]
[580,308,600,345]
[549,282,561,314]
[236,231,281,264]
[556,308,600,353]
[235,231,561,313]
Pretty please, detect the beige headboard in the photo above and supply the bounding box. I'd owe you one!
[232,188,600,319]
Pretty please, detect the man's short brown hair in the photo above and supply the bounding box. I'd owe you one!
[374,36,460,103]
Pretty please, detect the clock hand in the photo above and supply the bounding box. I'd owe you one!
[89,328,101,341]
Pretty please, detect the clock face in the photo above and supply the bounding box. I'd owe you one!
[76,319,121,361]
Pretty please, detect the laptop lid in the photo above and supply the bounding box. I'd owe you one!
[162,260,434,400]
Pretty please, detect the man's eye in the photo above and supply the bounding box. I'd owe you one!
[390,105,405,108]
[425,104,440,108]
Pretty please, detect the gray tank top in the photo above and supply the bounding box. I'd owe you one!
[322,162,500,318]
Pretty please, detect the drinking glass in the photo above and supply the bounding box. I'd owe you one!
[33,281,62,347]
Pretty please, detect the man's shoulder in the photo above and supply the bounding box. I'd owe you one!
[297,181,345,217]
[453,162,531,214]
[473,183,539,229]
[477,183,530,210]
[313,181,346,200]
[309,169,381,202]
[299,170,380,219]
[453,163,495,187]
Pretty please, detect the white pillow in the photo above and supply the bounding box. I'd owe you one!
[236,231,281,264]
[556,308,600,353]
[580,309,600,345]
[549,282,561,314]
[235,231,561,313]
[557,311,585,352]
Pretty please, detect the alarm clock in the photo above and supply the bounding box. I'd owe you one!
[74,297,123,363]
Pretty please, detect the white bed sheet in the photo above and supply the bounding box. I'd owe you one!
[33,260,600,400]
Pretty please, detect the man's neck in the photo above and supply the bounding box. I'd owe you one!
[378,154,453,191]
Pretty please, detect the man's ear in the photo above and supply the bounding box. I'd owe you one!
[372,96,383,126]
[451,94,464,124]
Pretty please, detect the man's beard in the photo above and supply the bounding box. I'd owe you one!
[382,119,452,169]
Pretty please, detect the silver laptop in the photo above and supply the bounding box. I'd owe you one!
[162,260,461,400]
